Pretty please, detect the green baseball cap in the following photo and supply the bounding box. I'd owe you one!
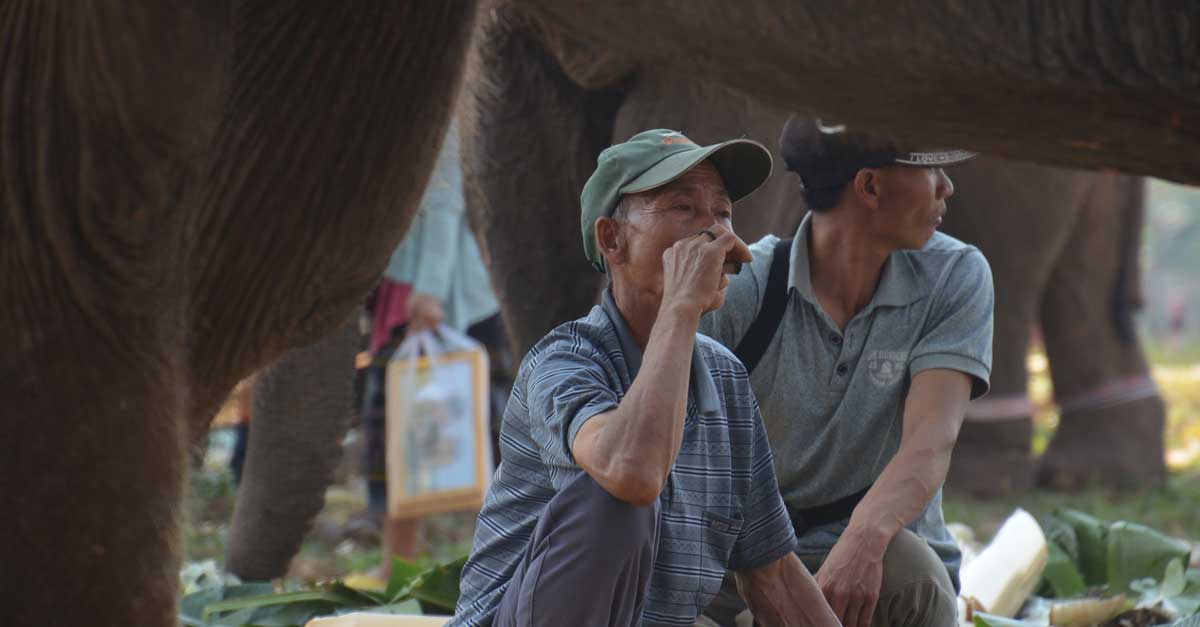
[580,129,773,272]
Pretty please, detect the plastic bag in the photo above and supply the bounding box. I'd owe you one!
[385,325,493,518]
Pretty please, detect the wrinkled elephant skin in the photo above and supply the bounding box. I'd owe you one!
[525,1,1200,185]
[226,318,360,581]
[2,3,477,626]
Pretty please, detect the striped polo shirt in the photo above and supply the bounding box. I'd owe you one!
[452,290,797,626]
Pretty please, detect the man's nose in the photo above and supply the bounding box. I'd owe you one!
[697,209,721,229]
[937,168,955,199]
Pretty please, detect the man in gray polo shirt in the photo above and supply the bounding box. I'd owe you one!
[452,129,840,627]
[700,118,993,627]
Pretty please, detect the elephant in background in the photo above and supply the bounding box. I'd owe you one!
[223,81,1164,587]
[6,2,1195,625]
[458,7,1167,499]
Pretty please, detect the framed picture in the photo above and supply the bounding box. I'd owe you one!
[385,348,493,519]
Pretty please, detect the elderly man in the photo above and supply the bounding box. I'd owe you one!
[451,129,840,627]
[699,117,994,627]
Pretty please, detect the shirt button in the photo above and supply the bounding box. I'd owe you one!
[830,334,842,346]
[836,363,849,376]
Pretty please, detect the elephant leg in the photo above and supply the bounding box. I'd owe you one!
[939,160,1092,498]
[1,3,231,625]
[7,1,476,624]
[1037,175,1166,491]
[460,6,624,357]
[225,316,359,581]
[945,313,1038,498]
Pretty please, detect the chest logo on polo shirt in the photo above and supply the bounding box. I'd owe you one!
[865,350,908,387]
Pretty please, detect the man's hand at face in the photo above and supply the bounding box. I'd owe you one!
[660,224,752,316]
[816,529,886,627]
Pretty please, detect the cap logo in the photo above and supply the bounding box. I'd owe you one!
[894,149,978,166]
[815,119,846,134]
[662,135,694,145]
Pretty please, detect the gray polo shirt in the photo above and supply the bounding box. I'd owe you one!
[699,213,994,586]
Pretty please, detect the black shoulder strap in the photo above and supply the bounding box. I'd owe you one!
[733,238,793,374]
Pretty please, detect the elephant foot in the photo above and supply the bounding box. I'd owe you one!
[1037,395,1166,492]
[946,418,1034,499]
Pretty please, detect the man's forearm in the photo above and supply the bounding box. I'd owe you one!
[844,428,955,551]
[844,370,969,549]
[737,553,841,627]
[575,302,699,504]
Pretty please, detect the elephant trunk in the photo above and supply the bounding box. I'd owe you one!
[225,316,360,581]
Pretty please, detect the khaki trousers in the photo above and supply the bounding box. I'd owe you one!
[698,529,957,627]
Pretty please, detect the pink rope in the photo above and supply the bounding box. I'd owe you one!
[1056,374,1160,415]
[963,374,1160,422]
[965,394,1036,422]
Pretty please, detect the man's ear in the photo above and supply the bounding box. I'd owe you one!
[852,168,880,210]
[595,216,626,267]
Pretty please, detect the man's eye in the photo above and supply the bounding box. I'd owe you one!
[672,204,692,212]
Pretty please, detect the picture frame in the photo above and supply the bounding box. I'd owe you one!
[385,348,493,519]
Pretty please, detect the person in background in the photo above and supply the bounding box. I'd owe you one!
[361,120,510,560]
[227,376,255,485]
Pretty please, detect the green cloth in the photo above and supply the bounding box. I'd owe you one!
[384,122,498,331]
[579,128,774,272]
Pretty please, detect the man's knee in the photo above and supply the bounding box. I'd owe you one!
[555,472,657,556]
[876,577,957,627]
[876,530,957,627]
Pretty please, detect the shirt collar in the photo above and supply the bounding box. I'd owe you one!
[601,289,722,418]
[786,213,924,312]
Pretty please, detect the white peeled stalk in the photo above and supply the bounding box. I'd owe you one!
[305,613,449,627]
[958,509,1050,619]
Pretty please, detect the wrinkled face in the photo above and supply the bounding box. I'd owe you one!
[871,165,955,249]
[610,161,733,299]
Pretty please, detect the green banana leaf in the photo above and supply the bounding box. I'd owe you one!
[1041,541,1087,598]
[1056,508,1110,586]
[386,558,430,602]
[1106,521,1192,594]
[203,583,381,617]
[197,583,380,627]
[1040,514,1080,563]
[409,556,467,613]
[180,583,276,627]
[1134,558,1200,619]
[177,555,465,627]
